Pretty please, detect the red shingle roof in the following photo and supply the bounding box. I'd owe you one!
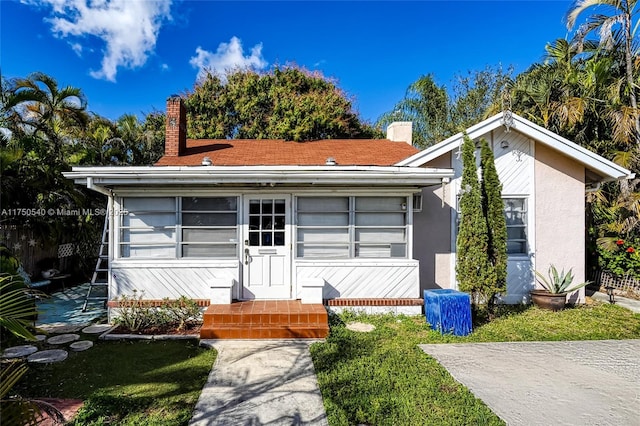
[155,139,420,166]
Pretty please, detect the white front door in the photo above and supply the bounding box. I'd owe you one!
[242,195,291,299]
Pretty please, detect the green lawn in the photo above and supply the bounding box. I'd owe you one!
[11,302,640,425]
[310,302,640,426]
[16,340,216,426]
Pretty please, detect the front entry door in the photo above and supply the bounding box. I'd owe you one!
[242,196,291,299]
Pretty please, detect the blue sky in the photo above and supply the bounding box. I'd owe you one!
[2,1,575,124]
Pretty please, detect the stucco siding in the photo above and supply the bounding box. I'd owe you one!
[534,144,586,302]
[414,152,454,291]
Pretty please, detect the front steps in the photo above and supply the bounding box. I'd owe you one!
[200,300,329,339]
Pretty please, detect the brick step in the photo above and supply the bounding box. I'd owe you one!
[202,311,328,328]
[200,325,329,339]
[200,301,329,339]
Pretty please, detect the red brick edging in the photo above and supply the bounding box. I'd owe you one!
[325,298,423,306]
[107,298,424,308]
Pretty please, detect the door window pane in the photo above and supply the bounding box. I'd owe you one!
[249,198,287,247]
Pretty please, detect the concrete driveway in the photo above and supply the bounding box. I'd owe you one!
[419,340,640,426]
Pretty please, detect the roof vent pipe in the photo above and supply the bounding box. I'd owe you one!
[325,157,337,165]
[201,157,213,166]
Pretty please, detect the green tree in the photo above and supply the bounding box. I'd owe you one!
[3,72,88,160]
[185,66,380,142]
[456,134,491,308]
[376,74,451,148]
[377,66,512,148]
[566,0,640,141]
[480,138,508,312]
[1,72,104,274]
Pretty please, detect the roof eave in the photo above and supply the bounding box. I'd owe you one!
[396,112,633,182]
[64,165,455,189]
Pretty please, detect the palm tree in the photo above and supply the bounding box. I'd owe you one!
[566,0,640,144]
[5,72,88,159]
[376,74,451,148]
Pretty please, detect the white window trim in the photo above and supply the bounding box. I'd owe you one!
[503,196,529,258]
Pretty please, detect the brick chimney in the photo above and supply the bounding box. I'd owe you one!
[386,121,413,145]
[165,95,186,156]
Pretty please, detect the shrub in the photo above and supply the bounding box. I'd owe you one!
[113,291,202,332]
[598,237,640,279]
[113,291,160,332]
[160,296,201,331]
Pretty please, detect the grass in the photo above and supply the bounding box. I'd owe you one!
[310,301,640,425]
[14,339,216,425]
[8,300,640,425]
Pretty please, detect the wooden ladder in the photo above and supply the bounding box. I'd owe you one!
[82,217,109,312]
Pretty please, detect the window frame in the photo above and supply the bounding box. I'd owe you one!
[503,196,528,257]
[118,196,239,260]
[295,195,409,259]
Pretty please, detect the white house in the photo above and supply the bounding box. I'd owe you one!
[65,98,632,319]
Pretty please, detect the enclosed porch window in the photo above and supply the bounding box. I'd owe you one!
[296,196,408,259]
[119,197,238,259]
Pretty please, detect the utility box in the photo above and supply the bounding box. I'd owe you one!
[424,289,472,336]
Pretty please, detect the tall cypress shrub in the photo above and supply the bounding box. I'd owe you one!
[480,138,508,311]
[456,134,490,304]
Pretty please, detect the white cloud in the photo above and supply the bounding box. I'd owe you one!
[23,0,173,82]
[189,36,267,81]
[70,42,82,56]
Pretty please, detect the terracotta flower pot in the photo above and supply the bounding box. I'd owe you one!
[530,290,567,311]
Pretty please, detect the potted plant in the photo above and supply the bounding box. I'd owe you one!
[531,265,591,311]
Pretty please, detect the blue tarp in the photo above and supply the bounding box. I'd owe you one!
[424,289,472,336]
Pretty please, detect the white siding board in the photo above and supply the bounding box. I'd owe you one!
[111,265,238,300]
[295,261,419,299]
[499,259,534,304]
[493,129,532,195]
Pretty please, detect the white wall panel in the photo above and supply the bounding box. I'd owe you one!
[296,260,420,299]
[111,263,239,300]
[492,128,532,195]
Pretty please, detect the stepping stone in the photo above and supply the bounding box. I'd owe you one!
[28,349,68,364]
[82,324,113,334]
[346,322,376,332]
[39,324,83,334]
[69,341,93,352]
[2,345,39,359]
[47,334,80,345]
[35,335,47,341]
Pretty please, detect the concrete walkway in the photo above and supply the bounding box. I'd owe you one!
[190,340,328,426]
[420,340,640,426]
[589,290,640,314]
